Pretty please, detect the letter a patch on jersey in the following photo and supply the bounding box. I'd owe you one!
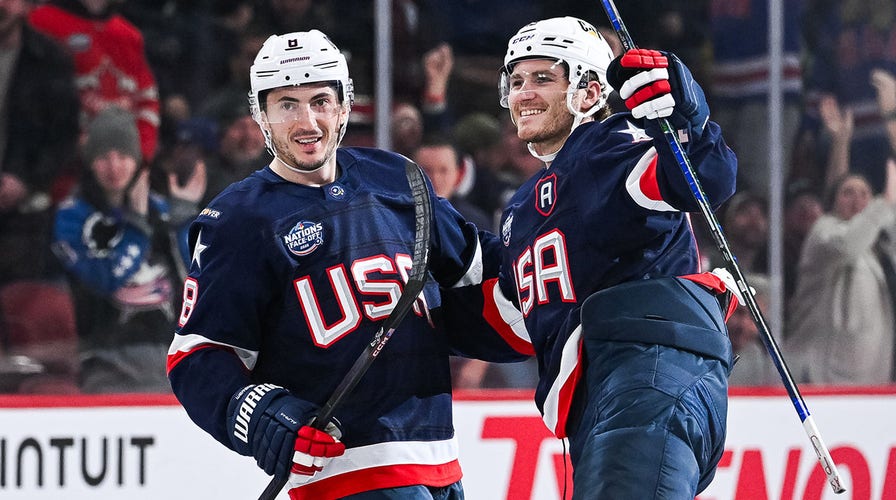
[535,173,557,217]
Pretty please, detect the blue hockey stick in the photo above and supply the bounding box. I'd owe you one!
[598,0,845,494]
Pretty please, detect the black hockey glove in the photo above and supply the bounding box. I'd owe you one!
[606,49,710,137]
[226,384,344,479]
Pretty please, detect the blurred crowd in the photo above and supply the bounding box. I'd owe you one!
[1,0,896,393]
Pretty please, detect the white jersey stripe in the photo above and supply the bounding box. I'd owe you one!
[542,324,583,436]
[167,333,259,371]
[292,437,459,486]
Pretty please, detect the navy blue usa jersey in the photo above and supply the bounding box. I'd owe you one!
[495,115,737,437]
[167,147,523,496]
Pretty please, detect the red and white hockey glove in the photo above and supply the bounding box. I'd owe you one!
[607,49,710,135]
[226,384,345,482]
[611,49,674,119]
[290,422,346,483]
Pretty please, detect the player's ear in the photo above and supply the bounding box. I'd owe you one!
[578,80,603,112]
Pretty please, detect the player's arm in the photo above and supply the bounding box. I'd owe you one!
[169,347,344,481]
[607,49,737,211]
[435,217,533,361]
[167,211,343,481]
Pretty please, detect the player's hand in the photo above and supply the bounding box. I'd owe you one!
[607,49,709,135]
[226,384,319,478]
[289,422,345,484]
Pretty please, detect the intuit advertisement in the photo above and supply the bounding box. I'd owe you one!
[0,388,893,499]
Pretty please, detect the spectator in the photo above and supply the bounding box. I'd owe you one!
[412,137,493,231]
[198,96,271,206]
[727,273,779,386]
[0,0,81,394]
[424,0,542,118]
[52,107,205,393]
[343,41,455,152]
[0,0,80,284]
[799,0,896,193]
[152,116,215,203]
[709,0,804,194]
[390,101,424,157]
[596,0,712,83]
[452,112,516,222]
[195,27,267,129]
[188,0,255,109]
[29,0,162,165]
[755,182,824,302]
[117,0,206,134]
[703,191,770,273]
[253,0,334,42]
[872,68,896,154]
[332,0,441,128]
[419,41,455,136]
[786,160,896,384]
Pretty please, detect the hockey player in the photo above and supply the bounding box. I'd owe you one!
[490,17,739,498]
[166,30,526,500]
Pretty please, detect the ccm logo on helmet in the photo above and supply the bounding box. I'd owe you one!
[511,34,535,45]
[576,19,597,34]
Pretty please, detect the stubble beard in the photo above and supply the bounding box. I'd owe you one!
[272,131,338,173]
[518,108,573,154]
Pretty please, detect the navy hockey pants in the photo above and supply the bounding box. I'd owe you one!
[341,481,463,500]
[567,340,729,499]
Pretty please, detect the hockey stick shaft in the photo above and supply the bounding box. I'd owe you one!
[598,0,845,494]
[258,160,433,500]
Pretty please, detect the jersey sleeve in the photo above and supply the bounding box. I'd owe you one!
[428,194,488,287]
[646,119,738,212]
[437,228,533,361]
[167,202,278,448]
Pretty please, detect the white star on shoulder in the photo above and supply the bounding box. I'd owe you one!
[191,230,208,269]
[616,120,652,143]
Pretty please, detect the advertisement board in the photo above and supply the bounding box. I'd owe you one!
[0,388,893,499]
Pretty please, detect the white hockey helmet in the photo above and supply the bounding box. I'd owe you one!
[499,17,614,112]
[248,30,354,122]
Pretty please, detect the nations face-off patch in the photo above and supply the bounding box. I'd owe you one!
[283,220,324,257]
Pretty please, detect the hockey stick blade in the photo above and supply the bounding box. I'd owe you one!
[258,160,432,500]
[598,0,845,494]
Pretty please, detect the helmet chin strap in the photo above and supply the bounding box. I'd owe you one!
[274,154,327,175]
[527,143,560,164]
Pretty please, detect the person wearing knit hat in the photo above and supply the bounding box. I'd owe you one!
[52,105,206,394]
[81,106,143,168]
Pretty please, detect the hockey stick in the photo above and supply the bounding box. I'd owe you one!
[258,159,433,500]
[598,0,845,494]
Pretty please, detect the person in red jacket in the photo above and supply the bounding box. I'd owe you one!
[29,0,160,165]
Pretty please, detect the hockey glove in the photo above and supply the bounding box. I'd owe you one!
[606,49,709,137]
[290,421,345,484]
[226,384,344,478]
